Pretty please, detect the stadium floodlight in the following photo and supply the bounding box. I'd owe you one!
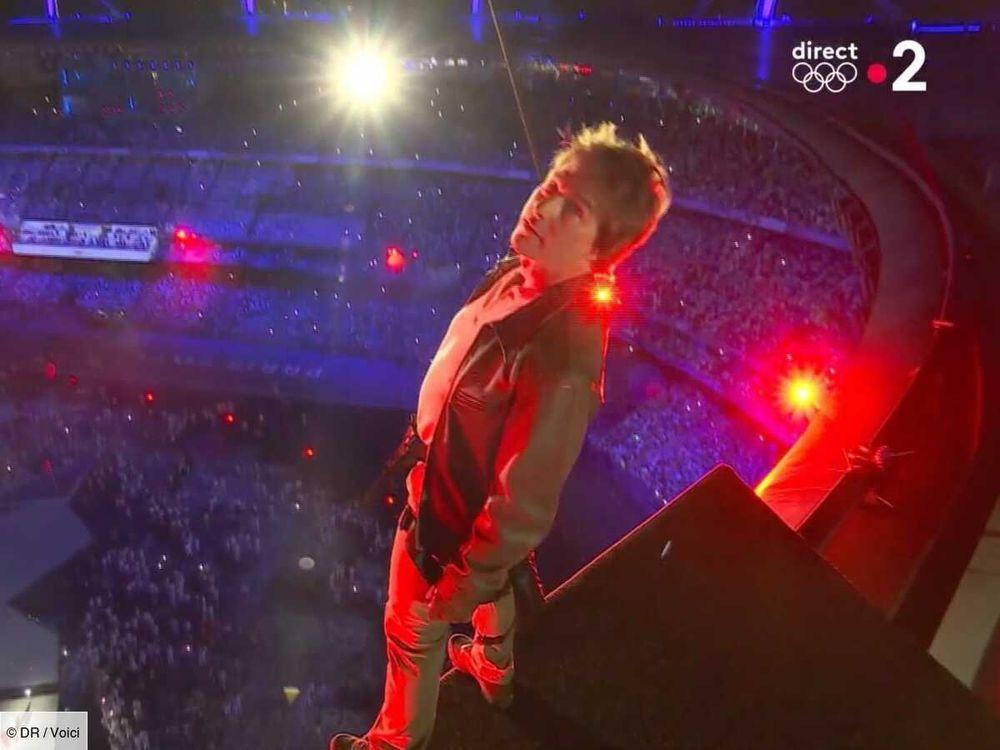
[329,38,403,114]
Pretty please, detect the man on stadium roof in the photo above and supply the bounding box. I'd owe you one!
[332,121,671,750]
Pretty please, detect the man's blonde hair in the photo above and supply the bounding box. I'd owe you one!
[549,121,671,272]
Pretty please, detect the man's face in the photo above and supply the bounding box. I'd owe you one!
[509,157,600,275]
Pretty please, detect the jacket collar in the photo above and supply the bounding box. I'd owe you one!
[463,254,521,305]
[467,258,599,356]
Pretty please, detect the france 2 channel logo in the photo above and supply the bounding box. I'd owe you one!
[792,40,928,94]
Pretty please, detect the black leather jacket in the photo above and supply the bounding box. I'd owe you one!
[399,257,609,616]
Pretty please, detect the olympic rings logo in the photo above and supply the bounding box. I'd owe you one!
[792,61,858,93]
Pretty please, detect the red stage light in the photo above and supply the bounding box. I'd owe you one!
[68,374,79,387]
[385,246,405,272]
[302,446,316,459]
[171,226,218,269]
[44,361,57,380]
[591,277,617,307]
[143,390,155,405]
[593,285,613,304]
[221,412,236,426]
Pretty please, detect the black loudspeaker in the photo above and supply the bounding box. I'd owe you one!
[431,465,1000,749]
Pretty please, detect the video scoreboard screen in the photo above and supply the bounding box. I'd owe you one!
[13,220,159,263]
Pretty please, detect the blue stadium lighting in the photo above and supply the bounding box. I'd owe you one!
[755,0,777,22]
[710,15,790,28]
[910,20,982,34]
[674,18,758,28]
[504,8,541,24]
[11,0,109,25]
[756,24,773,82]
[468,12,484,43]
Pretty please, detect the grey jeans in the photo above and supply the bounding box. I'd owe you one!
[364,521,515,749]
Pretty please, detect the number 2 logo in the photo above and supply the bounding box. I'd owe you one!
[892,40,927,92]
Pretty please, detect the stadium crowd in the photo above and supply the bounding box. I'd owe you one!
[3,384,391,749]
[0,189,866,416]
[588,360,782,505]
[0,364,782,749]
[0,59,847,234]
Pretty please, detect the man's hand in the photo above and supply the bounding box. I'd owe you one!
[423,585,448,622]
[423,564,479,623]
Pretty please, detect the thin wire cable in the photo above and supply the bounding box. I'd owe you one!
[487,0,542,180]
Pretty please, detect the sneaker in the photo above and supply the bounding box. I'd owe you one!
[329,733,368,750]
[446,633,514,710]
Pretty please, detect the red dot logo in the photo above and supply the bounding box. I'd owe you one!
[867,63,887,84]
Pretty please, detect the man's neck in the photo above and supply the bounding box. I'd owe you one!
[518,256,591,293]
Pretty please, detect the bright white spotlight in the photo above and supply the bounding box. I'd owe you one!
[331,40,402,112]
